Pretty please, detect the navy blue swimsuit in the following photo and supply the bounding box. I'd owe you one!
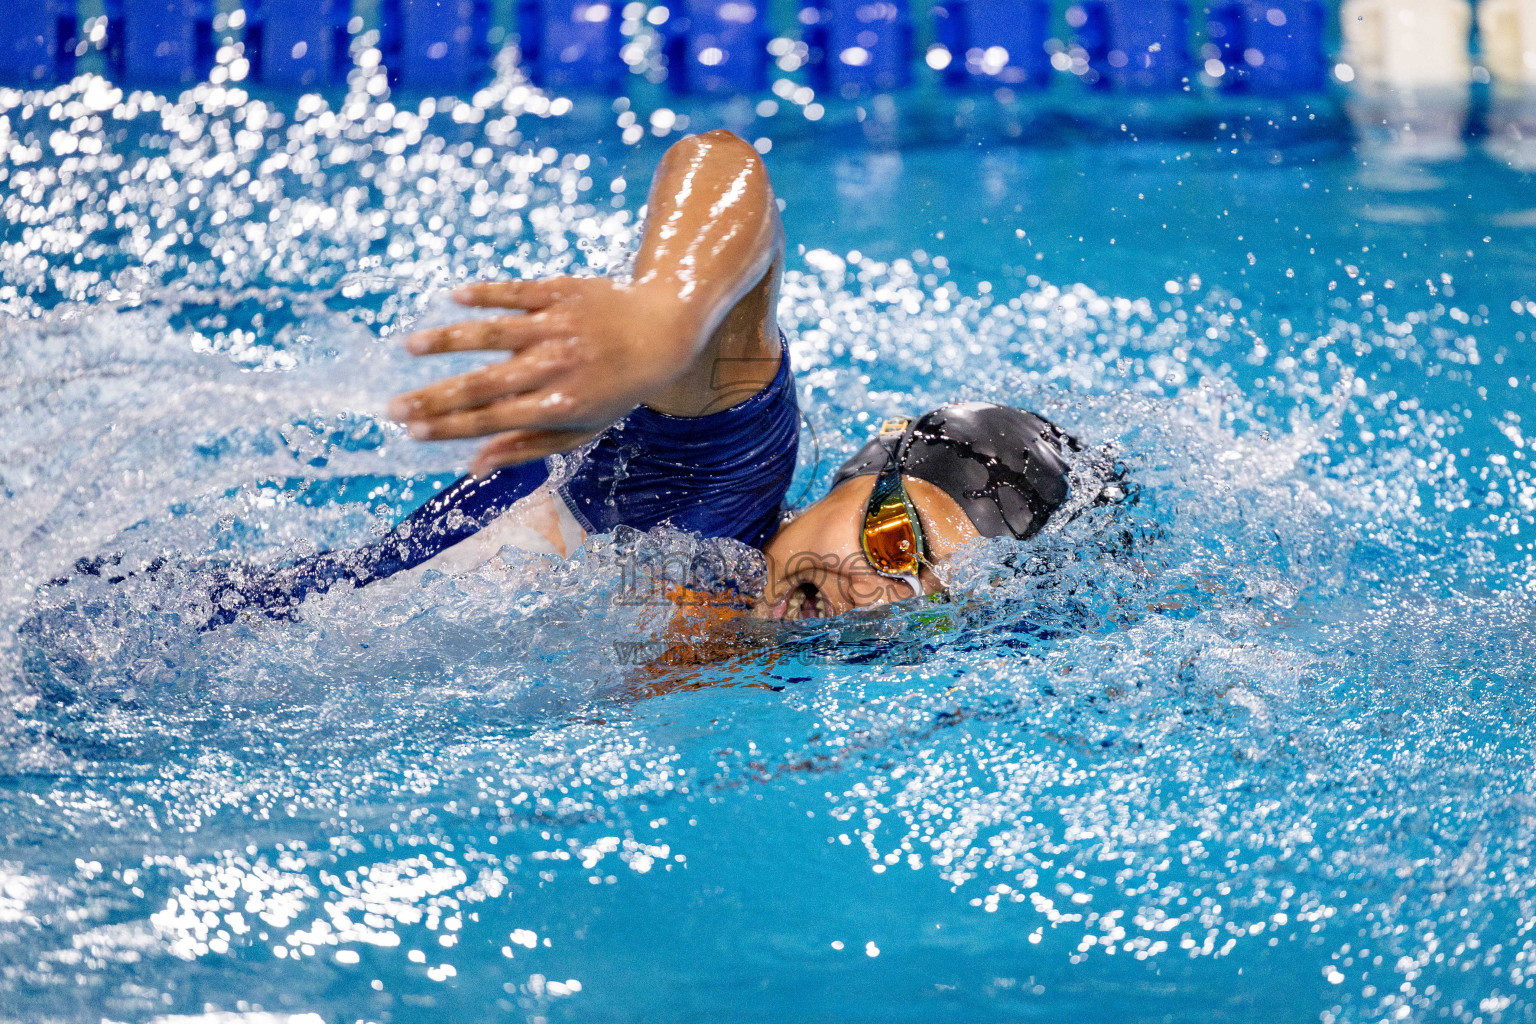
[204,340,799,623]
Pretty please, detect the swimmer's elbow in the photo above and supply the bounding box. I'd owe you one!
[663,129,771,190]
[670,127,758,162]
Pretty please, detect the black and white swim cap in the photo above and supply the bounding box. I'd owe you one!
[831,402,1119,540]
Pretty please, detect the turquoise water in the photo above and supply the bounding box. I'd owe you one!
[2,61,1536,1023]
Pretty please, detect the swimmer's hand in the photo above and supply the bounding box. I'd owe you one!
[387,129,783,478]
[388,277,700,476]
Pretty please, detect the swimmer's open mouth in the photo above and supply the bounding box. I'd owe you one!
[777,581,831,620]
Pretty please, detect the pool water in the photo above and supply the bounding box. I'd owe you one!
[2,60,1536,1024]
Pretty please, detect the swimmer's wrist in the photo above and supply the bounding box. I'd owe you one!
[627,279,715,365]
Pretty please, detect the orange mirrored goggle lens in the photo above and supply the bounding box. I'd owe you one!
[862,472,924,578]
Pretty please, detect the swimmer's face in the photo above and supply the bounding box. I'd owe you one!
[756,475,982,619]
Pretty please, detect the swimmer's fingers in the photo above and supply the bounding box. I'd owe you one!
[403,313,557,356]
[389,350,567,420]
[398,391,586,442]
[470,428,602,476]
[452,279,570,310]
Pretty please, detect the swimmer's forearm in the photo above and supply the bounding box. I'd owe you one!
[631,129,782,366]
[390,132,783,468]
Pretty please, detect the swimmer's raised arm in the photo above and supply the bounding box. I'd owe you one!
[389,129,785,476]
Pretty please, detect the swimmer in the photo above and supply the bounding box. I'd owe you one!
[51,129,1122,628]
[362,128,1123,621]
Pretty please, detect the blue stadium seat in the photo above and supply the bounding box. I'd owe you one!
[379,0,492,90]
[119,0,215,85]
[681,0,767,94]
[805,0,911,96]
[0,2,77,84]
[659,9,691,90]
[1204,1,1244,78]
[927,0,967,85]
[101,0,124,75]
[247,0,353,88]
[798,1,830,90]
[515,0,543,69]
[1208,0,1324,93]
[1065,1,1112,88]
[531,0,623,91]
[955,0,1050,89]
[1102,0,1188,91]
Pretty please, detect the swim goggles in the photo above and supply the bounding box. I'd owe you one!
[860,416,928,596]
